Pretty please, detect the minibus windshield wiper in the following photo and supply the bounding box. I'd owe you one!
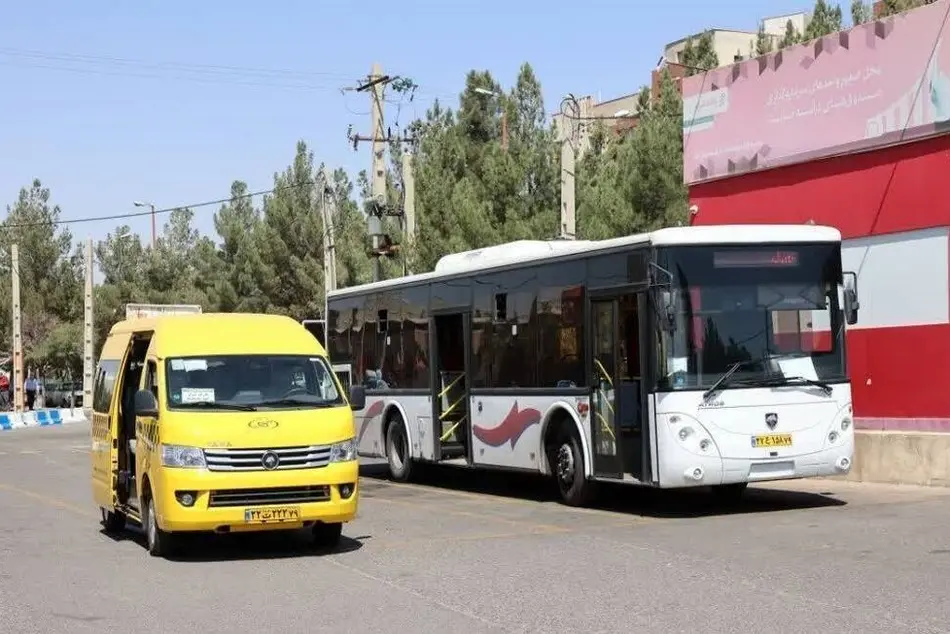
[175,401,258,411]
[255,397,337,408]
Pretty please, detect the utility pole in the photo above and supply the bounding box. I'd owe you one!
[368,63,386,282]
[402,151,416,276]
[558,95,581,240]
[346,63,415,282]
[11,244,23,413]
[319,167,338,322]
[83,238,95,415]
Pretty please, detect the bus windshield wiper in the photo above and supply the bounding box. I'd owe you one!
[176,401,258,411]
[703,360,752,401]
[756,375,833,395]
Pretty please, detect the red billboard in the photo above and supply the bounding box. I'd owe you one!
[681,0,950,185]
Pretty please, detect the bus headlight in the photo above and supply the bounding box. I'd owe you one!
[828,431,839,443]
[841,417,852,431]
[329,438,358,462]
[670,416,717,455]
[161,445,207,468]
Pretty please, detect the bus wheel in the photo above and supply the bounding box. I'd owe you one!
[385,418,412,482]
[101,507,126,533]
[552,429,593,507]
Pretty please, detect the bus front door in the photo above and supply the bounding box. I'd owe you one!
[590,299,624,478]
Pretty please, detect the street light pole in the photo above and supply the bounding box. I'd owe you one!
[133,200,156,248]
[473,87,507,151]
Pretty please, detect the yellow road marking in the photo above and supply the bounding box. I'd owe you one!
[0,482,96,518]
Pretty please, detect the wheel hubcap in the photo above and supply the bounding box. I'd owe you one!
[147,503,156,545]
[390,433,404,470]
[556,444,574,484]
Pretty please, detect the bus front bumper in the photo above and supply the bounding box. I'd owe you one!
[151,461,359,533]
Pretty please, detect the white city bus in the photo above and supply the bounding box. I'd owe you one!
[325,224,859,505]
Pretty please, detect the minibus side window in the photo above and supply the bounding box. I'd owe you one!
[144,360,159,400]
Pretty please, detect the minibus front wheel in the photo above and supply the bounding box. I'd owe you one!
[143,487,179,558]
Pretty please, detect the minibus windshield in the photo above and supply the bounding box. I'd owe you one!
[165,354,345,410]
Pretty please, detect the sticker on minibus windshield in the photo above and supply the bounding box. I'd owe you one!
[180,387,216,404]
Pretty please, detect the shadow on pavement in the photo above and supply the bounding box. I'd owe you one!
[358,461,846,519]
[99,523,368,562]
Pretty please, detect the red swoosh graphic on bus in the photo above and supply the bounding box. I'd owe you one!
[357,400,386,444]
[472,401,542,448]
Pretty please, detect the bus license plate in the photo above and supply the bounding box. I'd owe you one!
[244,506,301,523]
[751,434,793,448]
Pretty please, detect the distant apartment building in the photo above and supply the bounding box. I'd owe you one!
[556,10,811,158]
[663,12,810,67]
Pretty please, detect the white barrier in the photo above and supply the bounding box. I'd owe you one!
[0,408,87,431]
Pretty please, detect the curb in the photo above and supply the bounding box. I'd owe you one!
[0,408,88,431]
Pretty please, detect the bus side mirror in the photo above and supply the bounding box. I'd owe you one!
[843,271,859,326]
[349,385,366,411]
[134,389,158,418]
[660,289,678,332]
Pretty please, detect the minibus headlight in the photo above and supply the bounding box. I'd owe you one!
[329,438,357,462]
[161,444,207,468]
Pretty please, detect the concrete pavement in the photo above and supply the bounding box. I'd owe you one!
[2,422,950,633]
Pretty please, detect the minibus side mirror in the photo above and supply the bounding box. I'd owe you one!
[348,385,366,411]
[135,389,159,418]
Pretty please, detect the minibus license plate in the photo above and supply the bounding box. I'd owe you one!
[244,506,301,523]
[751,434,792,448]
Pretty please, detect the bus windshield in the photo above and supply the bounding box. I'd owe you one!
[165,354,344,410]
[654,242,847,392]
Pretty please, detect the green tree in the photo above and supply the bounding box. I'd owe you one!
[575,70,689,240]
[0,179,80,375]
[755,24,775,56]
[778,19,803,48]
[851,0,873,23]
[213,181,270,312]
[680,31,720,75]
[877,0,937,16]
[805,0,844,40]
[257,141,325,319]
[408,63,558,272]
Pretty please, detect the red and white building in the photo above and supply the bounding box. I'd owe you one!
[681,0,950,434]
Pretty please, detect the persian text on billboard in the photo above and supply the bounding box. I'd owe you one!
[681,0,950,185]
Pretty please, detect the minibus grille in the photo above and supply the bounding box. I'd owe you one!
[208,485,332,507]
[203,445,332,472]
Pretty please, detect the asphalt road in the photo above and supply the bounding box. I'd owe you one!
[2,423,950,634]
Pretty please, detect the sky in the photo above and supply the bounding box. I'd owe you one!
[0,0,809,247]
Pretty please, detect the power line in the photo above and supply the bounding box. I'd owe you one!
[0,46,353,80]
[0,181,315,230]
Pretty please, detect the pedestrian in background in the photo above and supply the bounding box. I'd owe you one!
[24,373,37,410]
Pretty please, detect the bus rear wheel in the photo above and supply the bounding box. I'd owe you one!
[551,428,594,507]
